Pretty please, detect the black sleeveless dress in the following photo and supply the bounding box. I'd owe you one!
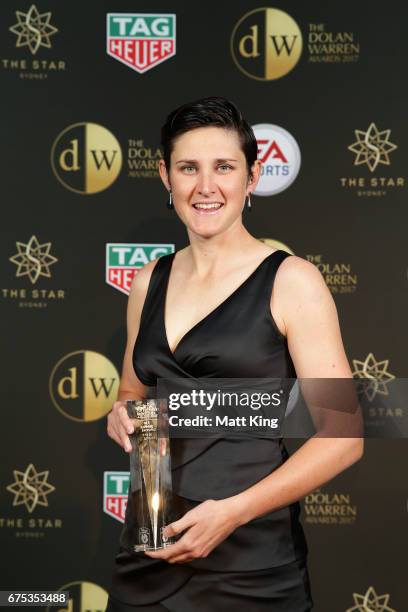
[107,250,313,612]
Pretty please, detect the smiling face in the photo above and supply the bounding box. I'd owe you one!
[159,126,261,239]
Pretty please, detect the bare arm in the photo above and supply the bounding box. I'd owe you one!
[106,259,159,452]
[233,256,364,523]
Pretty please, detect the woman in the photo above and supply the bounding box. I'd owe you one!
[106,97,363,611]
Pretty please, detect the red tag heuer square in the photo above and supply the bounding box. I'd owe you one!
[107,13,176,74]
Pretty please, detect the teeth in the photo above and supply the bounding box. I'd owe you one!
[193,203,223,209]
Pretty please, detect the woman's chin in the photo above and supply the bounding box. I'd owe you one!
[184,207,243,238]
[188,222,236,241]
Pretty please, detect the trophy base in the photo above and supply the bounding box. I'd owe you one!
[134,541,174,552]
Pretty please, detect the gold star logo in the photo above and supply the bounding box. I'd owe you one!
[6,464,56,513]
[9,4,58,55]
[9,235,58,284]
[352,352,395,402]
[346,586,396,611]
[348,122,397,172]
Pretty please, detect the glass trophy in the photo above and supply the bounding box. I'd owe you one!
[126,398,175,552]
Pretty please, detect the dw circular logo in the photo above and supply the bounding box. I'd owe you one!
[46,581,108,612]
[51,122,122,194]
[49,350,119,422]
[252,124,301,196]
[231,8,302,81]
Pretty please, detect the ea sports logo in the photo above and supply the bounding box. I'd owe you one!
[231,8,302,81]
[252,124,301,196]
[51,122,122,194]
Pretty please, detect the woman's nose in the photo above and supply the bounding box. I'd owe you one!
[196,172,217,196]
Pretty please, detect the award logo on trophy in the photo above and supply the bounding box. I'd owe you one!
[126,399,175,552]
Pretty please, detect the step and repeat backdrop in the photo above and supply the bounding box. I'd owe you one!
[1,1,407,610]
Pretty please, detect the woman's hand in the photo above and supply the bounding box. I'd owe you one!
[106,401,134,452]
[145,497,244,564]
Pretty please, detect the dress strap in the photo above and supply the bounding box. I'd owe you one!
[259,249,292,294]
[260,249,292,340]
[138,253,174,329]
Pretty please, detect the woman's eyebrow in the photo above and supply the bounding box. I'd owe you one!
[175,158,238,164]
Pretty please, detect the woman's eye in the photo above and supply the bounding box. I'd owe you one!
[180,164,233,173]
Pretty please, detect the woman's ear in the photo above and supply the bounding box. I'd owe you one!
[158,159,171,191]
[248,159,262,192]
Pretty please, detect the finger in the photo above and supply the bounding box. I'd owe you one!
[107,415,122,446]
[110,404,134,452]
[144,544,184,560]
[164,514,195,538]
[109,423,132,453]
[144,540,187,560]
[168,555,194,564]
[107,425,122,447]
[144,550,168,560]
[118,403,134,434]
[117,422,133,452]
[109,410,133,452]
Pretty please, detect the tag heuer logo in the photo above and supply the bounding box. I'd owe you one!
[103,472,130,523]
[106,243,175,295]
[107,13,176,74]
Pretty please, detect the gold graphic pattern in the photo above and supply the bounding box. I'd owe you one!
[6,463,55,513]
[346,586,396,611]
[9,4,58,55]
[9,235,58,284]
[348,122,397,172]
[352,352,395,402]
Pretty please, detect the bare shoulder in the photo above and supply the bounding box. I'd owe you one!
[128,255,165,307]
[273,254,353,377]
[273,254,334,334]
[130,257,159,288]
[275,254,330,301]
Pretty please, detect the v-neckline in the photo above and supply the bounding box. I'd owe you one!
[163,250,282,357]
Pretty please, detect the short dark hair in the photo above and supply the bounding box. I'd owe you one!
[160,96,258,177]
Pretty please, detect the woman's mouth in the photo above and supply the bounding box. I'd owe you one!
[192,202,224,215]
